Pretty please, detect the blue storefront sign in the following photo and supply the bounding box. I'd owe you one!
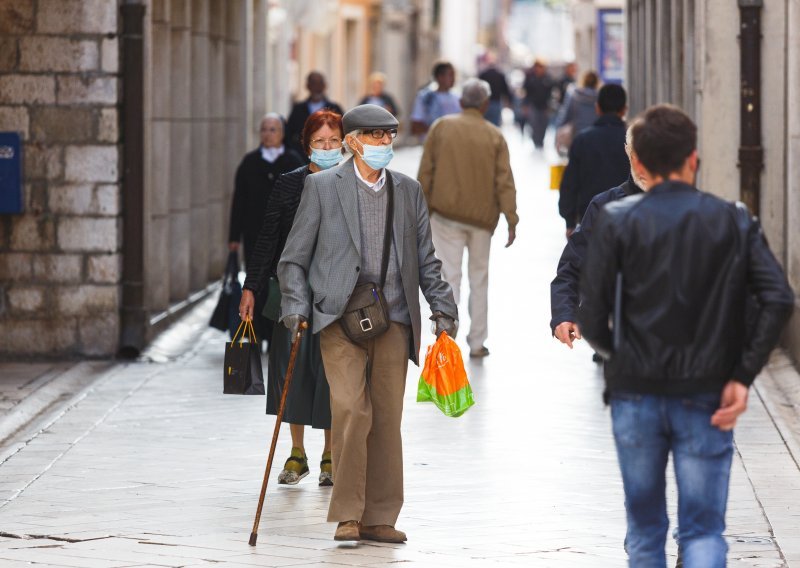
[598,9,624,85]
[0,132,23,214]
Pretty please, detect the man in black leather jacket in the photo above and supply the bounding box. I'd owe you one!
[578,105,794,566]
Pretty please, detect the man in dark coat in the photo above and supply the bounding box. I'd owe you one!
[522,60,554,148]
[285,71,344,155]
[228,113,304,342]
[550,124,647,361]
[558,84,629,235]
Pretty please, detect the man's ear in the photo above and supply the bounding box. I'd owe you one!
[631,151,649,185]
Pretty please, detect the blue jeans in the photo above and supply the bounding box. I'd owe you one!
[610,392,733,568]
[485,100,503,126]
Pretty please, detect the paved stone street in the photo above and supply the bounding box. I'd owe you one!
[1,127,799,567]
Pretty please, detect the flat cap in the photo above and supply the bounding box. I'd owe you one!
[342,104,399,135]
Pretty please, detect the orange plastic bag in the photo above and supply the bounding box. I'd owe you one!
[416,332,475,417]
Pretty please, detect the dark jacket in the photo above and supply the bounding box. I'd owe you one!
[228,148,305,265]
[522,72,553,110]
[243,165,310,297]
[579,181,794,396]
[285,98,345,154]
[550,178,641,332]
[358,93,400,117]
[479,66,512,102]
[559,114,629,229]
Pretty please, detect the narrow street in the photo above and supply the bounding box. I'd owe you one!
[0,125,798,567]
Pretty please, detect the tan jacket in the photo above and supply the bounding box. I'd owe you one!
[417,108,518,233]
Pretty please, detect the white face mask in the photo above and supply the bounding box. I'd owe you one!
[356,141,394,170]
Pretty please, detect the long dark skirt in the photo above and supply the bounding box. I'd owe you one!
[266,320,331,429]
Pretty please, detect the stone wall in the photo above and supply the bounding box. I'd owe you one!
[0,0,122,357]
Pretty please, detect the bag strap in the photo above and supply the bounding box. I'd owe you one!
[379,173,394,288]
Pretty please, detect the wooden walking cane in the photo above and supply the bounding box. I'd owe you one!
[249,320,309,546]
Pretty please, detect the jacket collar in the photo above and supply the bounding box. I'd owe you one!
[648,180,697,195]
[621,176,644,196]
[593,113,625,127]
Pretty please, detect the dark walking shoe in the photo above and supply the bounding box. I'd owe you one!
[277,447,309,485]
[319,451,333,486]
[359,524,407,543]
[334,520,360,541]
[469,347,490,358]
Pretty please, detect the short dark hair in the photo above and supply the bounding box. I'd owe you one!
[631,104,697,179]
[597,84,626,114]
[432,61,454,79]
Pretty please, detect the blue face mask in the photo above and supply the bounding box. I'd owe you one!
[358,142,394,170]
[310,147,342,170]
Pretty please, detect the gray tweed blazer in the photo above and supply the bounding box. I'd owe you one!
[277,160,457,365]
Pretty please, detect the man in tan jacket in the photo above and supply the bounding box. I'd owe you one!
[417,78,518,358]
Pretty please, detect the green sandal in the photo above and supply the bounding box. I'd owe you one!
[319,451,333,486]
[277,447,309,485]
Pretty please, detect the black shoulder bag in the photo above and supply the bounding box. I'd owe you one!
[340,176,394,343]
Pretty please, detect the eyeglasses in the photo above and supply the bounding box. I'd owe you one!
[362,129,398,140]
[309,137,343,149]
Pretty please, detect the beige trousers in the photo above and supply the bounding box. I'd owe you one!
[319,322,410,526]
[430,213,492,352]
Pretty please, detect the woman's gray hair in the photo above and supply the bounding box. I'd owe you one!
[460,78,492,109]
[259,112,284,131]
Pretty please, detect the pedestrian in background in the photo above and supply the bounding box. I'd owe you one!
[522,59,554,149]
[555,61,577,107]
[239,110,344,488]
[554,70,600,153]
[285,71,344,155]
[550,124,647,360]
[228,113,305,343]
[579,105,794,566]
[278,104,457,543]
[359,72,400,117]
[418,79,518,358]
[558,84,629,236]
[410,61,461,138]
[478,54,513,127]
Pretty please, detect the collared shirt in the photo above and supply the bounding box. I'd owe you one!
[260,145,285,163]
[307,100,325,114]
[353,159,386,192]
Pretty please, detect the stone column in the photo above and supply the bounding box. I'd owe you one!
[206,0,226,277]
[190,0,211,291]
[169,0,192,301]
[147,0,172,313]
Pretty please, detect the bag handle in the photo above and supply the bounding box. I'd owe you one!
[379,173,394,288]
[230,317,258,346]
[231,319,247,343]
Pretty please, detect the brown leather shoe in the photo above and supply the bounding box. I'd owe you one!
[334,520,360,541]
[359,524,407,543]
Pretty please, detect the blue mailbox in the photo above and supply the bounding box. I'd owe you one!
[0,132,23,214]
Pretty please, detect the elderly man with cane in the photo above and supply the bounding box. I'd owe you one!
[278,104,458,543]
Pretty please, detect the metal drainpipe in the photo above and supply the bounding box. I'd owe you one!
[118,2,146,357]
[738,0,764,216]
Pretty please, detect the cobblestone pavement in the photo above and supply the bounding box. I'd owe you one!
[0,126,799,567]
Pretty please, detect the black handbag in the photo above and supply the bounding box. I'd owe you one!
[223,319,265,395]
[340,176,394,343]
[210,251,242,338]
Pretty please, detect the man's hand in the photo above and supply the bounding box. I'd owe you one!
[239,289,255,321]
[430,312,457,339]
[565,228,575,239]
[282,314,307,337]
[710,380,749,431]
[554,321,581,349]
[506,226,516,248]
[229,241,240,252]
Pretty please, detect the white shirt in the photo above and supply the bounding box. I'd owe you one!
[353,160,386,192]
[261,145,285,163]
[308,100,326,114]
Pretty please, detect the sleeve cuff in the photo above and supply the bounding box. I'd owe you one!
[731,364,757,386]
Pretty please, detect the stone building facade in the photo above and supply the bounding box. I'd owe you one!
[625,0,800,364]
[0,0,122,357]
[0,0,271,358]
